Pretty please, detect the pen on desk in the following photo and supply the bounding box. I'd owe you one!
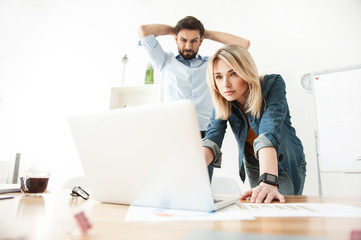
[0,196,15,200]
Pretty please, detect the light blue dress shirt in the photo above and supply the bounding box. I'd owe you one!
[139,35,213,131]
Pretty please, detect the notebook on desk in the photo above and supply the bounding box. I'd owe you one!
[68,100,239,212]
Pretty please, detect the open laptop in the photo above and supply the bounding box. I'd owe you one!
[68,100,240,212]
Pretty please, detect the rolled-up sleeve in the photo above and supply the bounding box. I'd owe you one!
[139,34,158,48]
[202,138,222,168]
[202,110,228,168]
[253,133,274,159]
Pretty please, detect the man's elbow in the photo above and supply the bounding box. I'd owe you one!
[244,40,251,49]
[138,25,147,37]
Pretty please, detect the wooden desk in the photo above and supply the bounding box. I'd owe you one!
[1,190,360,240]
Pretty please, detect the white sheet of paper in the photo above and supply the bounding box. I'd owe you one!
[237,203,361,218]
[125,204,254,222]
[125,203,361,222]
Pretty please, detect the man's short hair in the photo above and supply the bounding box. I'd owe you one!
[175,16,205,37]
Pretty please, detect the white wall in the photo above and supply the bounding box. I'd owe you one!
[1,0,360,195]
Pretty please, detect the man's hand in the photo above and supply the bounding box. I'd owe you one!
[203,30,250,49]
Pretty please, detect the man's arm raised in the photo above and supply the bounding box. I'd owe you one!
[138,24,175,38]
[204,30,250,49]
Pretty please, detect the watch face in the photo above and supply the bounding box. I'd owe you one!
[259,173,278,187]
[266,174,276,182]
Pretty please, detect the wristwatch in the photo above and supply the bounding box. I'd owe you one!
[258,173,279,187]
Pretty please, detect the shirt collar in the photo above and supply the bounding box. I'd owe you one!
[176,54,204,61]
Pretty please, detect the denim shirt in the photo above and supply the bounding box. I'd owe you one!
[139,34,213,131]
[203,74,306,194]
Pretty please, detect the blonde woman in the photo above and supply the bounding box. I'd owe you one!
[202,44,306,203]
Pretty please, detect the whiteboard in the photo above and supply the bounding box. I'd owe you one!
[312,65,361,173]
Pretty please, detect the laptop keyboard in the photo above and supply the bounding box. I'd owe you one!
[213,199,223,203]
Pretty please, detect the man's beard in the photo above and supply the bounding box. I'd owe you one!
[179,49,197,60]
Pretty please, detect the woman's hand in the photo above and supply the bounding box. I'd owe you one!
[240,182,285,203]
[203,147,214,166]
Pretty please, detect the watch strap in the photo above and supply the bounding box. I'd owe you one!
[258,173,279,187]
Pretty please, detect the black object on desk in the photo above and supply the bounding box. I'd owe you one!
[0,196,14,200]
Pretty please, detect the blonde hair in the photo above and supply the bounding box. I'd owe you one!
[207,44,263,120]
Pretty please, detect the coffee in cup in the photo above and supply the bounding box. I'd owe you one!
[20,171,50,196]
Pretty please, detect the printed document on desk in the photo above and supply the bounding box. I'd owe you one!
[237,203,361,218]
[181,229,331,240]
[125,204,254,222]
[125,202,361,222]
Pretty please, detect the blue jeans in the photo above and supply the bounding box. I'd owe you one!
[244,158,306,195]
